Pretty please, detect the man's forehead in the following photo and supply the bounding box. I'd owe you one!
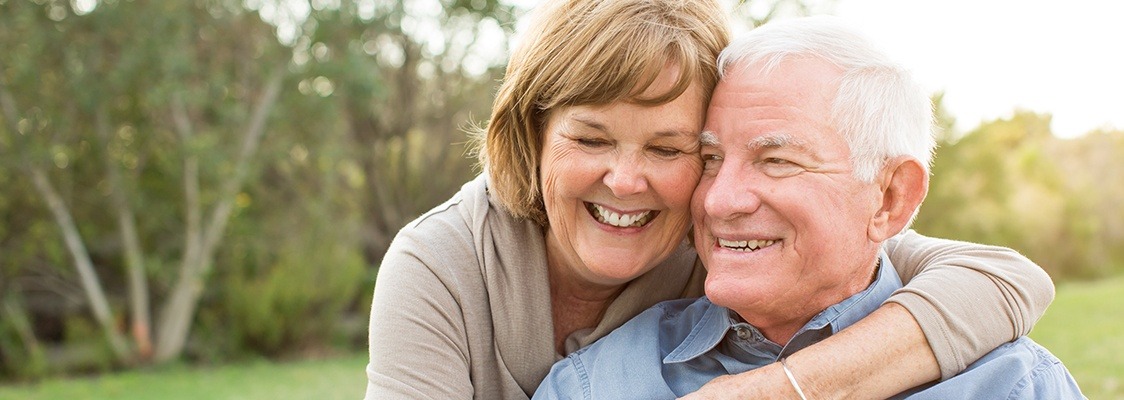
[709,59,841,113]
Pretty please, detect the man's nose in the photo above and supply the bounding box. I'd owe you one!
[703,166,761,220]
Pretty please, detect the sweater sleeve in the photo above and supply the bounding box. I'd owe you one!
[365,229,474,400]
[883,230,1055,380]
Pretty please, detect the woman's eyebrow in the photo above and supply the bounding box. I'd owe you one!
[570,115,608,133]
[571,115,697,139]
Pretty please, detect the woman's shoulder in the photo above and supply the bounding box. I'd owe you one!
[397,175,490,240]
[387,178,485,267]
[383,175,538,284]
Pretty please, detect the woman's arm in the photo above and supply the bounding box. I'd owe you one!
[366,240,473,400]
[883,229,1054,378]
[681,303,935,399]
[682,230,1054,399]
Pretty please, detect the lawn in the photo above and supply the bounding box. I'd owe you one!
[1030,275,1124,399]
[1,276,1120,399]
[0,354,368,400]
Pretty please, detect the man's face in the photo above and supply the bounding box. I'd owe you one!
[692,58,884,334]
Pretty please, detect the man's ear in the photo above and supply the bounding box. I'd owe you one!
[868,156,928,242]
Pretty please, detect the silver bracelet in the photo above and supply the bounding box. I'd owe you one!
[780,358,809,400]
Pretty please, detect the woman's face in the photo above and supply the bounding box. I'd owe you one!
[539,65,706,288]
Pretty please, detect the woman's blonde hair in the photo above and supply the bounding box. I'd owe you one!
[470,0,730,225]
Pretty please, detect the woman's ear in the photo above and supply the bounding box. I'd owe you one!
[868,156,929,242]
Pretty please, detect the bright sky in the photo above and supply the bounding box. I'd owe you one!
[831,0,1124,139]
[511,0,1124,139]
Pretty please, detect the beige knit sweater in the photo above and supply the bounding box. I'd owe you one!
[365,175,1052,399]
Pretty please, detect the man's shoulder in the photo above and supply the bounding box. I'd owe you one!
[904,337,1084,399]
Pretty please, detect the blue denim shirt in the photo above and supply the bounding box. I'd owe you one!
[533,254,1084,399]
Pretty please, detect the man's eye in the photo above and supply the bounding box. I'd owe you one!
[702,154,723,172]
[759,158,803,177]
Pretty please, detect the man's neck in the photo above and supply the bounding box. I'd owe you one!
[736,256,882,347]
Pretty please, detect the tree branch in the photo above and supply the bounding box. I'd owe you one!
[200,65,285,260]
[97,107,153,359]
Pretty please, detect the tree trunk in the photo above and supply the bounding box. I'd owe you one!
[97,108,154,360]
[28,167,133,361]
[153,68,284,363]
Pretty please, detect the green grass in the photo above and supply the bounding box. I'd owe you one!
[0,354,368,400]
[1,277,1120,399]
[1030,275,1124,400]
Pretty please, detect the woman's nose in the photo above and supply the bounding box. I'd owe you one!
[603,154,649,197]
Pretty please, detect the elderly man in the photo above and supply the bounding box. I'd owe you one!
[533,16,1083,400]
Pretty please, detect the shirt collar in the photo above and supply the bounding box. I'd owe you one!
[663,252,903,364]
[663,297,730,364]
[799,252,902,336]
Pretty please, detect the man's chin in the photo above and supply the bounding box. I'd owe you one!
[704,278,766,307]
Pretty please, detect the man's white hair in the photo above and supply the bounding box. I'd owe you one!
[718,16,936,182]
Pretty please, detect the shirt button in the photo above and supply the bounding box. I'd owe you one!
[735,327,751,340]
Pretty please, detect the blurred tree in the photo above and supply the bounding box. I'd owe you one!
[916,110,1120,279]
[0,0,288,367]
[1048,129,1124,277]
[0,0,522,376]
[285,0,518,262]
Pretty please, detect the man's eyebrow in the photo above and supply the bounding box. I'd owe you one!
[747,133,811,153]
[700,131,720,146]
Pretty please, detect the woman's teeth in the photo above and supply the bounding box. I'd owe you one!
[718,238,776,252]
[588,203,653,228]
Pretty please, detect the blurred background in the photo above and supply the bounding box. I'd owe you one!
[1,0,1120,399]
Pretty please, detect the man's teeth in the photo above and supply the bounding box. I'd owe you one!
[590,204,652,228]
[718,238,776,252]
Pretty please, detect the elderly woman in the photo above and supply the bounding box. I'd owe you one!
[365,0,1053,399]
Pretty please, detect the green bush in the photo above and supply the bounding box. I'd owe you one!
[206,215,367,358]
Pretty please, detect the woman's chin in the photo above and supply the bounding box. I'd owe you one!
[581,261,653,287]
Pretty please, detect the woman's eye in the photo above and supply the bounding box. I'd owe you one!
[650,146,683,158]
[576,138,609,148]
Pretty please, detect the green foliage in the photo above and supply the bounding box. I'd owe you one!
[0,295,49,380]
[58,316,116,375]
[207,180,368,357]
[916,109,1124,280]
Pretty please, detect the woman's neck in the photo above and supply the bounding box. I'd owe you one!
[545,236,625,355]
